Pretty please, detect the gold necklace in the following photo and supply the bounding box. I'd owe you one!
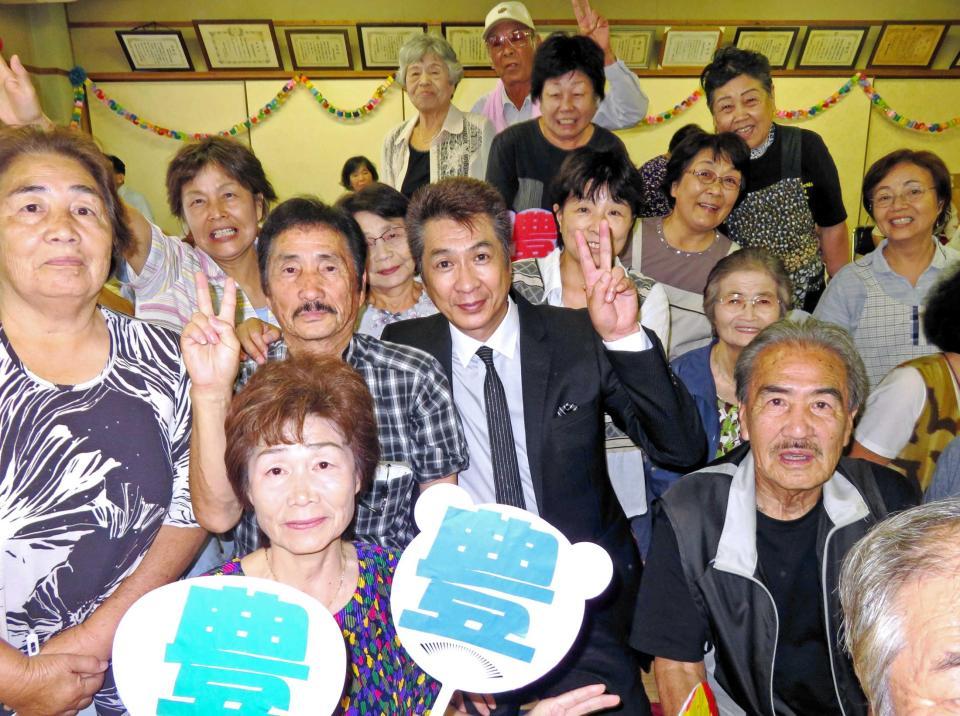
[264,541,348,611]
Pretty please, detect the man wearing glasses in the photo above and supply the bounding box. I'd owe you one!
[472,0,648,134]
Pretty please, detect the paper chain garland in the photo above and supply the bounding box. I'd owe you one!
[67,66,395,139]
[67,66,959,137]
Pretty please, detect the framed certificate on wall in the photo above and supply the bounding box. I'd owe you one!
[733,27,799,69]
[660,28,722,68]
[286,29,353,71]
[357,23,427,70]
[442,23,488,69]
[116,30,194,71]
[609,27,655,69]
[868,22,947,68]
[194,20,283,70]
[797,27,867,69]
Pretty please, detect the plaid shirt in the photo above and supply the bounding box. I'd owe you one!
[234,333,468,553]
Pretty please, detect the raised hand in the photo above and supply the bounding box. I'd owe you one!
[0,53,50,128]
[574,220,639,342]
[180,272,241,395]
[571,0,614,63]
[236,317,282,365]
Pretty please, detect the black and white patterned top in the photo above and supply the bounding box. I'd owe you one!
[0,308,194,715]
[235,333,468,553]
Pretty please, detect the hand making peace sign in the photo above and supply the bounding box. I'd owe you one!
[573,219,640,343]
[180,272,242,395]
[0,53,51,128]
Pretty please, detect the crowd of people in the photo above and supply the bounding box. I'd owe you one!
[0,0,958,714]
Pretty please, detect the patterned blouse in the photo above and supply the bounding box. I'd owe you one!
[716,399,743,458]
[208,542,439,715]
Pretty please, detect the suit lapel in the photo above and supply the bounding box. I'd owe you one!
[415,313,454,380]
[515,294,550,509]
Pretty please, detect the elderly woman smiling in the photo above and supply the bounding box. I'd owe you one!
[0,126,203,715]
[486,32,630,213]
[381,35,494,199]
[205,352,619,715]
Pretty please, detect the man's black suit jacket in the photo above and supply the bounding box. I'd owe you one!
[382,293,706,629]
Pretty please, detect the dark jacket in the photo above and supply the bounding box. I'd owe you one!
[655,445,919,715]
[382,293,706,711]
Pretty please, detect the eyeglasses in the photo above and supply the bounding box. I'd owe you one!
[871,185,936,209]
[717,292,780,311]
[687,169,742,192]
[485,28,535,51]
[366,226,407,248]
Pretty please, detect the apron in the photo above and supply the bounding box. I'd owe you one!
[851,262,936,388]
[725,125,822,308]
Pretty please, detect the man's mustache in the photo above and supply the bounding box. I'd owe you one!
[769,439,823,457]
[293,300,336,318]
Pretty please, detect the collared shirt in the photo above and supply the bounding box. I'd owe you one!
[470,59,649,132]
[122,222,278,331]
[234,333,469,553]
[380,104,495,190]
[449,298,538,512]
[814,239,960,333]
[510,251,658,517]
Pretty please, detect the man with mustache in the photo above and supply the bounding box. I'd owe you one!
[631,318,920,716]
[182,197,467,553]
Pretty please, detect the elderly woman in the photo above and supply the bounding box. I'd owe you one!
[512,147,670,550]
[0,53,279,332]
[487,33,630,212]
[624,129,749,358]
[207,354,619,716]
[339,155,378,192]
[815,149,959,387]
[337,183,438,337]
[850,264,960,491]
[381,35,494,199]
[0,126,203,714]
[701,47,849,310]
[632,248,792,554]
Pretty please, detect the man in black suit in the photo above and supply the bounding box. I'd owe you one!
[382,177,706,714]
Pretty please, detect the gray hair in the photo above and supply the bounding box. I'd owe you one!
[734,317,869,411]
[397,34,464,87]
[839,500,960,716]
[702,247,793,328]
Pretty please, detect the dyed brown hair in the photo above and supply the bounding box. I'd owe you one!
[224,354,380,517]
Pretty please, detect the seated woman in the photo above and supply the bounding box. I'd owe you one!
[381,34,494,198]
[636,123,703,219]
[209,354,619,715]
[0,125,204,714]
[512,146,669,551]
[815,149,959,387]
[634,248,793,555]
[624,128,749,358]
[850,264,960,491]
[0,52,279,332]
[337,184,438,338]
[340,155,378,193]
[486,32,630,212]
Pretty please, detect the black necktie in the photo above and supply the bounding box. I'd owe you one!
[476,346,526,509]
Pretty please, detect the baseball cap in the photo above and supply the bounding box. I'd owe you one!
[483,1,536,38]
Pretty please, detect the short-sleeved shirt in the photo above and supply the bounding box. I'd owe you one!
[0,308,195,715]
[234,333,468,553]
[208,542,440,715]
[815,239,960,336]
[741,125,846,229]
[634,501,843,715]
[486,119,629,212]
[122,222,277,331]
